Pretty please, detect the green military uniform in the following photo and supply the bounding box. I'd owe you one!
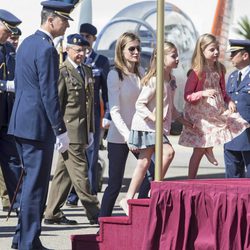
[45,58,99,222]
[0,167,10,209]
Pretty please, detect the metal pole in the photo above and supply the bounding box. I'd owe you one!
[155,0,164,181]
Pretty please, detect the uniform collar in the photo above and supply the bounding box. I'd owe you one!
[67,57,80,69]
[38,28,54,43]
[240,65,250,80]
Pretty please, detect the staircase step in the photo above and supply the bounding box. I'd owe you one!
[71,234,101,250]
[71,198,151,250]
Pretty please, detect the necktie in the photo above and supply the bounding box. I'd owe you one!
[77,65,84,79]
[237,71,242,87]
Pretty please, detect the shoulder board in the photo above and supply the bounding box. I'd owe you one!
[60,65,69,78]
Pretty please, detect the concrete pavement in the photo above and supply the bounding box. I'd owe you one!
[0,135,226,250]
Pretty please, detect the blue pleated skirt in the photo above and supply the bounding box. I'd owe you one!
[128,130,170,149]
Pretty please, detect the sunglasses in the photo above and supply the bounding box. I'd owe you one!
[128,46,141,53]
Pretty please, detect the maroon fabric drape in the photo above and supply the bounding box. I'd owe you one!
[142,179,250,250]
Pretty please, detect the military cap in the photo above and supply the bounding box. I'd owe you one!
[229,39,250,53]
[41,1,74,21]
[79,23,97,36]
[12,27,22,36]
[67,33,90,46]
[0,9,21,33]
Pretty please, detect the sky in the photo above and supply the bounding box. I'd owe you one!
[1,0,249,42]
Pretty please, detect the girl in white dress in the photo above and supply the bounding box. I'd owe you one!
[120,41,193,215]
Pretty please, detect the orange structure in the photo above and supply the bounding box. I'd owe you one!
[211,0,234,61]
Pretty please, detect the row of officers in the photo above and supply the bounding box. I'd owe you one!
[1,1,250,250]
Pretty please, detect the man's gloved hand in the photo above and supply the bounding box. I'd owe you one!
[85,132,94,149]
[6,80,15,92]
[102,118,111,129]
[55,131,70,153]
[0,80,15,92]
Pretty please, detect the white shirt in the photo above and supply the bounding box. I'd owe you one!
[240,65,250,80]
[131,76,180,135]
[107,68,144,143]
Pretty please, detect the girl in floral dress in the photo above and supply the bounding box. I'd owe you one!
[119,41,193,215]
[179,33,249,179]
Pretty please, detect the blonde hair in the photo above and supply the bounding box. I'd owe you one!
[191,33,225,78]
[114,32,141,81]
[141,41,177,86]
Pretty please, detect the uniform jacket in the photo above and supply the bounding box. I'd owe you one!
[58,58,95,144]
[225,68,250,150]
[85,50,110,118]
[8,30,66,142]
[0,42,16,128]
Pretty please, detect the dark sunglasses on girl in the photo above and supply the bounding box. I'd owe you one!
[128,46,141,52]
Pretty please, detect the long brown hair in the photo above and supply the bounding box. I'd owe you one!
[191,33,225,78]
[114,32,142,81]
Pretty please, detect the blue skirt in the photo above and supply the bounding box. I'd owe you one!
[128,130,170,149]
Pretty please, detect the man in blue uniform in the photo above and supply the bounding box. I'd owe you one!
[224,39,250,178]
[8,1,73,249]
[0,9,22,213]
[7,27,21,50]
[81,23,110,195]
[67,23,110,206]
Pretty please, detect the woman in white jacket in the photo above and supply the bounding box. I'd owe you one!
[99,32,153,217]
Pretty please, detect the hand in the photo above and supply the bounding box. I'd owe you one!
[6,80,15,92]
[85,132,94,149]
[102,118,111,129]
[127,142,139,153]
[228,100,237,113]
[55,131,70,153]
[202,89,217,98]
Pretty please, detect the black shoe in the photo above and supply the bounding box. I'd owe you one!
[11,242,51,250]
[44,216,77,225]
[66,200,78,207]
[2,206,10,212]
[89,217,99,225]
[11,242,18,249]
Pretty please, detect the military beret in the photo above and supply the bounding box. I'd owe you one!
[0,9,21,33]
[67,33,90,46]
[229,39,250,52]
[79,23,97,35]
[41,1,74,21]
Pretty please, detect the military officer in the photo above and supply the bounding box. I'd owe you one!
[67,23,110,206]
[8,1,73,249]
[0,9,22,213]
[81,23,111,194]
[7,26,21,50]
[224,39,250,178]
[44,33,100,226]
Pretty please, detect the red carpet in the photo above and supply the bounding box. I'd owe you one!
[71,179,250,250]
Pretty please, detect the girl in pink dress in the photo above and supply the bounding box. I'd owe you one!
[119,41,193,215]
[179,33,249,178]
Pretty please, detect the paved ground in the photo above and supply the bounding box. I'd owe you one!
[0,135,226,250]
